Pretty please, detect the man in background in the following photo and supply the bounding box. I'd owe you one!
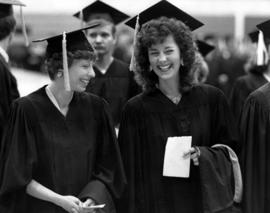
[74,0,140,131]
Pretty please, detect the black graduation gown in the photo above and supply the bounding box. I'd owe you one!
[0,55,19,141]
[229,72,267,124]
[239,82,270,213]
[86,58,139,126]
[0,86,126,213]
[118,84,238,213]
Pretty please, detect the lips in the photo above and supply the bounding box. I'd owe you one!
[80,79,90,86]
[157,64,171,71]
[94,46,105,50]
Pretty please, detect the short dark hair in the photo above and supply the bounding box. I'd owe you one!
[87,19,116,37]
[45,50,96,80]
[0,15,16,40]
[134,17,197,93]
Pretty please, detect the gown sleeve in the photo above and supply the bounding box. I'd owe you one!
[78,99,126,213]
[198,87,239,213]
[0,98,37,213]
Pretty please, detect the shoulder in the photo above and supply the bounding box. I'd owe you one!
[246,83,270,109]
[191,84,225,99]
[77,91,109,109]
[12,87,44,112]
[189,84,228,107]
[113,58,129,68]
[111,58,130,75]
[123,93,145,112]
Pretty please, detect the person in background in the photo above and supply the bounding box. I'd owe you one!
[239,19,270,213]
[230,30,269,124]
[118,1,240,213]
[74,0,140,131]
[0,24,126,213]
[0,0,23,142]
[193,40,215,84]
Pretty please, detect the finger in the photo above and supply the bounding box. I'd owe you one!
[190,152,198,160]
[71,208,78,213]
[183,149,192,158]
[84,198,94,206]
[192,158,199,166]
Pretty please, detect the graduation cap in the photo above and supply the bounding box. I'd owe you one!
[33,23,99,91]
[255,20,270,66]
[73,0,129,25]
[125,0,203,31]
[257,19,270,38]
[197,40,215,57]
[248,30,259,43]
[0,0,28,45]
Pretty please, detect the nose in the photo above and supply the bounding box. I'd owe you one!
[157,52,167,62]
[88,66,95,78]
[95,35,102,43]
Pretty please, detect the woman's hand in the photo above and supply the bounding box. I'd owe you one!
[183,146,201,166]
[57,195,82,213]
[80,198,97,213]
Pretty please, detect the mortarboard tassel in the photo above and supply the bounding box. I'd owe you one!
[20,6,29,46]
[79,10,84,28]
[62,32,71,91]
[256,30,269,66]
[129,15,140,72]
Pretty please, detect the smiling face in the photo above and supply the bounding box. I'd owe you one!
[69,58,95,92]
[148,35,181,82]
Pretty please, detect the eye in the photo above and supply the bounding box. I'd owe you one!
[88,33,97,38]
[82,64,91,69]
[101,33,110,38]
[149,51,159,57]
[165,49,174,54]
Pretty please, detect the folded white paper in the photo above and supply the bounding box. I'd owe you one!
[163,136,192,178]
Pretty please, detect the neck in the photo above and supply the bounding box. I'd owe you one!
[95,54,114,70]
[158,77,181,97]
[0,36,10,52]
[48,82,74,109]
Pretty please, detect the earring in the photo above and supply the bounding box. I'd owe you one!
[149,65,152,72]
[180,59,184,66]
[56,71,63,78]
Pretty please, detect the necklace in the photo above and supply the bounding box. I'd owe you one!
[156,84,182,104]
[166,94,182,104]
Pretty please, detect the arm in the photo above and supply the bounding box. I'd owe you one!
[26,179,81,213]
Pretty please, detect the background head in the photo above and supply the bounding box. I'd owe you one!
[0,0,26,43]
[85,19,116,57]
[74,1,129,58]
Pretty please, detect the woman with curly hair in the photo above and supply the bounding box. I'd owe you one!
[0,25,126,213]
[117,1,239,213]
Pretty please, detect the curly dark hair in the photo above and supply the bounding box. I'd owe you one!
[134,17,197,92]
[45,50,96,80]
[0,15,16,40]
